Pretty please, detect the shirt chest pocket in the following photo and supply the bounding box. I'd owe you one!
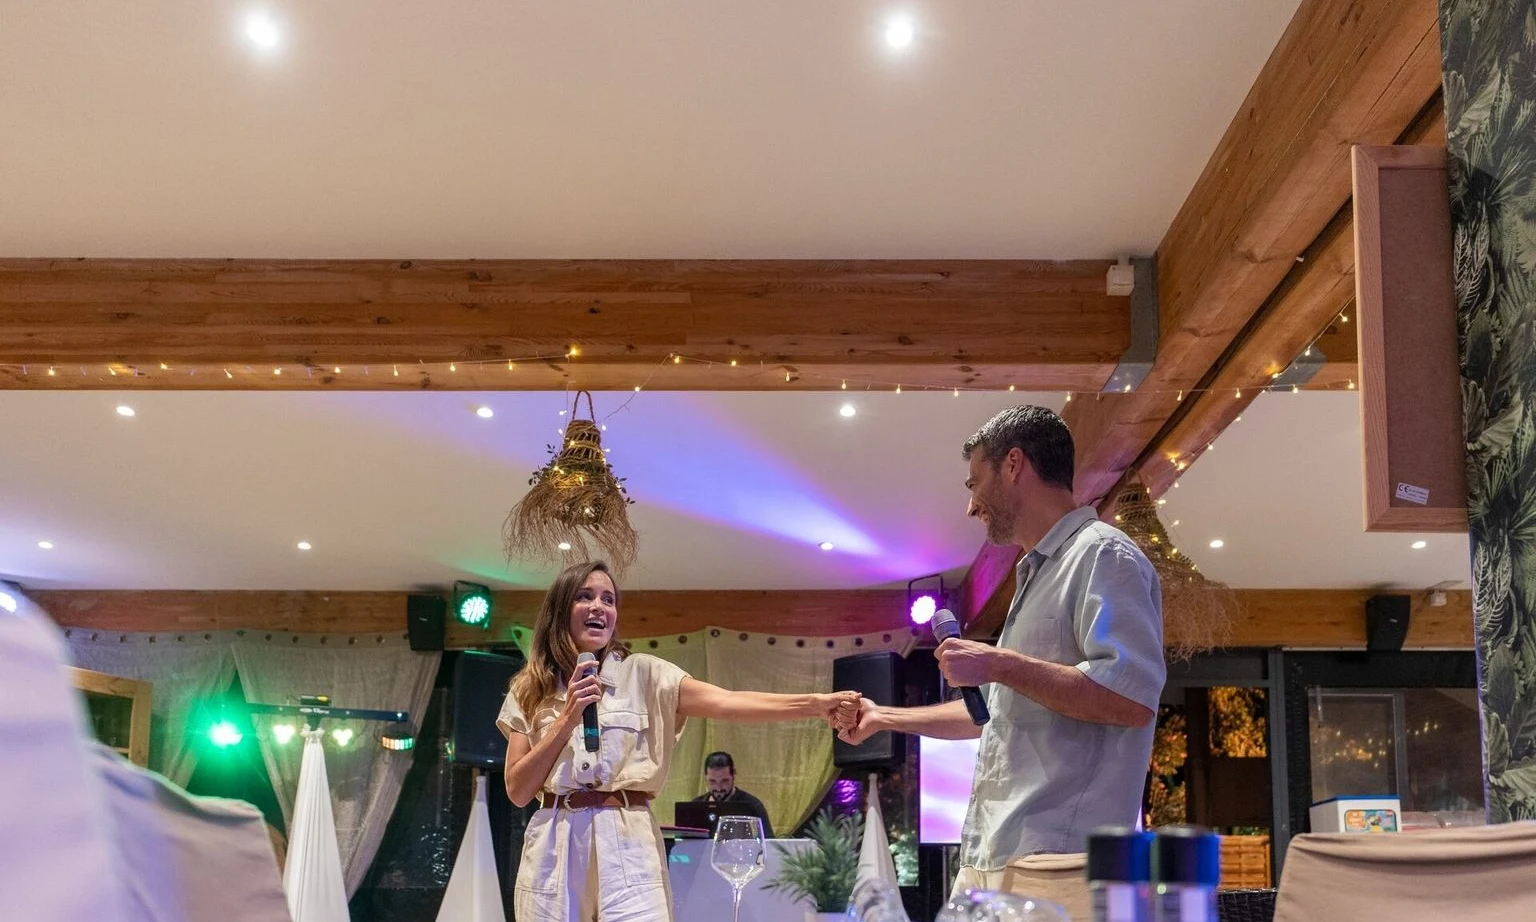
[1014,616,1064,660]
[598,708,650,777]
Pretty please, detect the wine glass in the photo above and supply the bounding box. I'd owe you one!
[711,815,766,922]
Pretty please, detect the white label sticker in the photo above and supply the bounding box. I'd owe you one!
[1396,482,1430,505]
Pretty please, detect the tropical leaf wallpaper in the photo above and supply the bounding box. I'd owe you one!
[1440,0,1536,822]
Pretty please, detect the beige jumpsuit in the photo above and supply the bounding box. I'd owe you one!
[497,652,689,922]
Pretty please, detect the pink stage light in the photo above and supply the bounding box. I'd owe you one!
[909,594,937,625]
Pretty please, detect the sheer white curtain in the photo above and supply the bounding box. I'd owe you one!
[232,631,439,895]
[62,628,237,786]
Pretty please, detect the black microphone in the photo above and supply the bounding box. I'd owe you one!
[576,651,600,752]
[931,609,990,726]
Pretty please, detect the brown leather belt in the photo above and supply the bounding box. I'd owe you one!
[539,790,653,810]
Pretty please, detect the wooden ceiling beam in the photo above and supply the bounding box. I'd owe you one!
[0,259,1127,392]
[1128,97,1446,499]
[1061,0,1444,508]
[30,589,919,644]
[33,587,1472,650]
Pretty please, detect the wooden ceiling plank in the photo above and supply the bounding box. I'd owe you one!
[1063,0,1443,508]
[0,258,1129,391]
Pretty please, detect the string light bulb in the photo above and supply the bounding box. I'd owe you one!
[895,384,902,394]
[568,345,580,357]
[672,355,681,364]
[273,367,281,375]
[1009,384,1016,392]
[159,363,168,370]
[333,366,341,374]
[1347,379,1356,390]
[393,365,399,376]
[952,388,959,397]
[449,362,457,372]
[224,368,233,378]
[730,359,738,366]
[47,367,56,376]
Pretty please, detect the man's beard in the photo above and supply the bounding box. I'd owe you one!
[985,505,1015,546]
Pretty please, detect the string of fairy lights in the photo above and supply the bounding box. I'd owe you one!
[1,312,1354,466]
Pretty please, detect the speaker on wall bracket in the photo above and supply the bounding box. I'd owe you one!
[406,594,446,652]
[1366,593,1411,651]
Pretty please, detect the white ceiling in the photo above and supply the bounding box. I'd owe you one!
[0,390,1470,592]
[0,0,1301,258]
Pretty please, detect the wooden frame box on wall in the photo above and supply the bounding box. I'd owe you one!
[1351,145,1467,532]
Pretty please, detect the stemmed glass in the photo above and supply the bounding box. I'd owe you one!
[711,815,766,922]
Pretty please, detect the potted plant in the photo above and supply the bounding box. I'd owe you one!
[764,809,863,921]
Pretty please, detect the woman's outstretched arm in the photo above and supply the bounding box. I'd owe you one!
[677,676,860,723]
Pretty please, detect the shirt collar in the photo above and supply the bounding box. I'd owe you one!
[1019,506,1099,570]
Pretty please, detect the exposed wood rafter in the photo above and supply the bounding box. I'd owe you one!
[33,587,1473,650]
[0,259,1127,392]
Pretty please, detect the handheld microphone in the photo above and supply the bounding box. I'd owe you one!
[930,609,990,726]
[576,651,600,752]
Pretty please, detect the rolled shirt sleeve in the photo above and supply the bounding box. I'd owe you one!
[1072,538,1166,713]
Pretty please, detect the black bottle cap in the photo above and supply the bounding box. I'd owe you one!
[1152,825,1221,885]
[1086,825,1153,883]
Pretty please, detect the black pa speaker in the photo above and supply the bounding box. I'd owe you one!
[451,649,523,767]
[832,651,906,770]
[1366,594,1411,651]
[406,594,446,652]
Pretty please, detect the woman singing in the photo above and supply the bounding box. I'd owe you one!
[498,560,859,922]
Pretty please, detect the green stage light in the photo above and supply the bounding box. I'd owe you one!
[453,580,492,629]
[209,720,243,748]
[331,726,355,748]
[272,723,297,745]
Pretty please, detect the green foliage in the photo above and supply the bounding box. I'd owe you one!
[1442,0,1536,820]
[763,809,862,913]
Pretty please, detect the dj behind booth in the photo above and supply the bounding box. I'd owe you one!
[682,751,775,838]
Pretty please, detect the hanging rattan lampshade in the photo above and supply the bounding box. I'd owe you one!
[503,391,638,570]
[1112,478,1236,661]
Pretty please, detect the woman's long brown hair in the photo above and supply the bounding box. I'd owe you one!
[509,559,627,722]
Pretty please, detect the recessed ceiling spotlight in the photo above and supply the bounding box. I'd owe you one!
[475,406,494,419]
[1411,540,1427,550]
[116,405,135,417]
[1208,539,1224,549]
[38,540,54,550]
[839,404,857,418]
[244,10,282,50]
[296,541,312,551]
[819,541,836,551]
[884,15,915,49]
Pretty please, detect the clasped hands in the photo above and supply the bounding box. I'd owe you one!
[825,638,997,743]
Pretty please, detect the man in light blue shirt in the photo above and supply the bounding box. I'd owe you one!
[837,406,1165,895]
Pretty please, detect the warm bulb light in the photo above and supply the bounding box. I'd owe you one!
[116,405,135,417]
[297,541,312,551]
[1209,539,1225,549]
[558,541,572,551]
[1411,540,1427,550]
